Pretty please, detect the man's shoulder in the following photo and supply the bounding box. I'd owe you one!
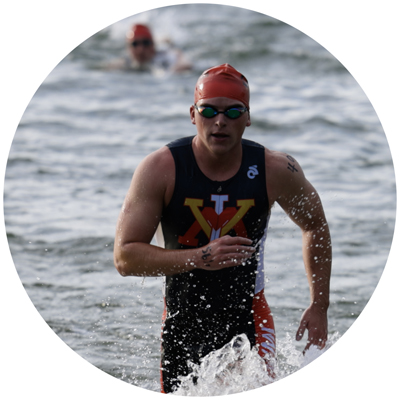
[265,148,307,202]
[166,135,194,149]
[133,146,175,196]
[242,138,264,149]
[140,145,175,173]
[141,136,193,171]
[242,142,297,174]
[265,148,301,171]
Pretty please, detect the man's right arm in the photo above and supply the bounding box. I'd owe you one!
[113,147,255,277]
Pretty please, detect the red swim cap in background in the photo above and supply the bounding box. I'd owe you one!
[126,24,153,41]
[194,64,250,110]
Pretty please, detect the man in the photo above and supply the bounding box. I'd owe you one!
[126,24,156,68]
[114,64,332,393]
[108,23,191,73]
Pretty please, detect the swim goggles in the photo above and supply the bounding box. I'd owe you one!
[131,39,153,48]
[194,104,248,119]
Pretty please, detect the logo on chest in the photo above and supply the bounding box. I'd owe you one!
[178,194,255,246]
[247,165,259,179]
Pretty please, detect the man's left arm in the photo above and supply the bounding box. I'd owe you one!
[275,154,332,352]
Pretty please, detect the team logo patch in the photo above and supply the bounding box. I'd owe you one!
[178,195,255,246]
[247,165,258,179]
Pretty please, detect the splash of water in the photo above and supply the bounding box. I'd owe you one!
[173,332,340,396]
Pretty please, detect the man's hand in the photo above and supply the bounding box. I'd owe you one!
[194,235,256,271]
[296,303,328,353]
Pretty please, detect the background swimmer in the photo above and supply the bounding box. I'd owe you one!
[107,23,192,73]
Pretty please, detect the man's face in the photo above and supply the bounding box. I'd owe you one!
[128,36,155,65]
[190,97,251,156]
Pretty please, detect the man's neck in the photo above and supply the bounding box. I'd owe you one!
[192,137,243,181]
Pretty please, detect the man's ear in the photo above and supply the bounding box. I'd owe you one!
[190,105,196,125]
[246,112,251,127]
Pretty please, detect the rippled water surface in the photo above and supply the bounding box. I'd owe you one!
[4,4,395,395]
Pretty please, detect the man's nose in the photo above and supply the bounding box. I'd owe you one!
[214,114,227,126]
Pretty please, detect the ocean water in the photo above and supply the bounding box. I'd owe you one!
[3,4,396,395]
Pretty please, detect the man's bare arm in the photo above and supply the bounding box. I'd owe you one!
[271,152,332,351]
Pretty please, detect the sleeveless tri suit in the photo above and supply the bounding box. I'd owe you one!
[158,136,276,393]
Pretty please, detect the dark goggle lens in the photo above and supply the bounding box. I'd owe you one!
[197,106,246,119]
[200,107,218,118]
[225,108,242,119]
[131,39,152,47]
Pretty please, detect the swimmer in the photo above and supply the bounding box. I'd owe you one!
[114,64,332,393]
[108,23,191,73]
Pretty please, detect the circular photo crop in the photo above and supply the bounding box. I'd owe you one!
[3,3,396,397]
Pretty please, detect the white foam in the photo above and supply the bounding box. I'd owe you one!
[173,332,340,396]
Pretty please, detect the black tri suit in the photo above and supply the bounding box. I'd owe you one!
[158,136,272,393]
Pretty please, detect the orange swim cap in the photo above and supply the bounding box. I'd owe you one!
[126,24,153,41]
[194,64,250,110]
